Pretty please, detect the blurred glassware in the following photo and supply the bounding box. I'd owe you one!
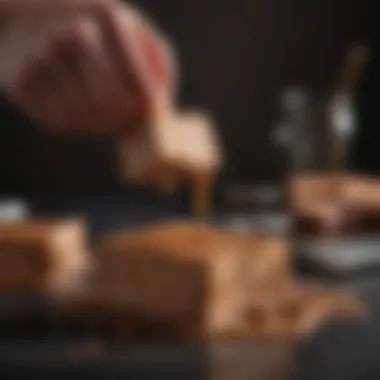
[224,184,281,211]
[0,199,29,222]
[327,45,370,171]
[273,87,317,173]
[221,183,290,236]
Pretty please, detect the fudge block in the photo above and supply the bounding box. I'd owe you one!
[74,223,293,340]
[85,221,252,338]
[119,110,223,215]
[68,221,363,341]
[289,173,380,215]
[0,219,90,295]
[288,173,342,219]
[288,173,380,235]
[119,111,222,185]
[242,282,366,338]
[343,176,380,213]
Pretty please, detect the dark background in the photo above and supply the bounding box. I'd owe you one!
[0,0,377,195]
[0,4,379,378]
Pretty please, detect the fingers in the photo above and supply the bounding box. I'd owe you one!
[11,27,89,131]
[10,55,69,130]
[75,14,141,132]
[99,3,172,124]
[96,3,147,106]
[4,2,177,133]
[133,16,177,106]
[10,16,110,132]
[67,14,147,133]
[69,17,119,131]
[95,3,175,126]
[48,33,94,129]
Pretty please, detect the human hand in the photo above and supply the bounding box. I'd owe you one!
[0,1,176,133]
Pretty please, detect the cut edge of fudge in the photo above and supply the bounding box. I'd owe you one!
[118,110,223,185]
[72,222,294,340]
[289,172,380,216]
[239,282,367,339]
[88,221,253,337]
[156,110,223,177]
[247,233,291,288]
[0,219,91,295]
[342,176,380,213]
[44,219,92,297]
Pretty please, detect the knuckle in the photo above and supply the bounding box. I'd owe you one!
[93,1,120,29]
[15,57,45,92]
[46,17,95,58]
[69,17,97,48]
[121,3,148,25]
[46,36,68,59]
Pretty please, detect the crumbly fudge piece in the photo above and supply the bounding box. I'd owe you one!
[289,173,350,236]
[342,176,380,213]
[288,173,380,217]
[288,173,343,217]
[85,221,251,338]
[289,173,380,234]
[247,234,291,295]
[0,219,90,295]
[241,282,366,338]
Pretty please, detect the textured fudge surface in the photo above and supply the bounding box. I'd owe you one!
[0,219,89,294]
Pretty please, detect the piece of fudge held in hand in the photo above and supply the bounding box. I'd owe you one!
[119,110,222,183]
[84,221,252,339]
[0,219,90,295]
[119,110,222,213]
